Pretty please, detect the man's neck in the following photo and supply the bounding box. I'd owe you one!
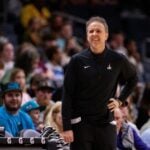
[6,109,18,115]
[90,45,105,54]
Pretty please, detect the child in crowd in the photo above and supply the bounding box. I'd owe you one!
[21,100,44,132]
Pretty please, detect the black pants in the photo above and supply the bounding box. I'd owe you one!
[71,122,117,150]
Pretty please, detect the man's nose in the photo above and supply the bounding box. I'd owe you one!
[93,31,97,35]
[12,95,18,99]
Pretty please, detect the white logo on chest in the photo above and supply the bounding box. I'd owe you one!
[84,65,90,69]
[107,64,112,70]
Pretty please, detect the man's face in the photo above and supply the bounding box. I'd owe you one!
[36,88,52,106]
[3,91,22,112]
[87,21,108,53]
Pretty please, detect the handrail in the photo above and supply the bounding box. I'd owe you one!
[53,11,86,24]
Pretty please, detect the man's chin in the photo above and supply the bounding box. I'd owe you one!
[5,106,20,112]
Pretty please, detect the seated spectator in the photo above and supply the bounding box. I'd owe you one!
[45,101,70,149]
[0,82,35,137]
[20,0,51,28]
[114,108,149,150]
[14,47,40,83]
[27,74,44,98]
[45,101,63,134]
[45,45,64,88]
[57,21,82,52]
[121,106,139,135]
[109,31,127,56]
[10,68,31,105]
[34,78,55,123]
[23,17,43,46]
[50,14,64,39]
[0,36,15,72]
[21,100,44,132]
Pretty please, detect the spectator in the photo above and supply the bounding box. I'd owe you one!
[10,68,31,105]
[120,106,139,135]
[57,21,82,52]
[114,108,149,150]
[45,45,64,88]
[45,101,63,134]
[0,82,35,137]
[109,31,127,56]
[27,74,44,98]
[50,14,64,39]
[23,17,43,46]
[21,100,44,132]
[15,47,40,83]
[45,101,70,149]
[34,78,55,123]
[20,0,51,28]
[0,36,15,72]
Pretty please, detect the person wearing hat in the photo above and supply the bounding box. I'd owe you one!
[34,78,55,124]
[0,82,35,137]
[21,100,44,132]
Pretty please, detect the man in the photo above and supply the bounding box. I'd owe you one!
[35,78,55,123]
[0,82,35,137]
[62,16,137,150]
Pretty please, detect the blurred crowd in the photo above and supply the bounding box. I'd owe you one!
[0,0,150,149]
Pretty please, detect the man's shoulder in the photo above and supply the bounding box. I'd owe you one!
[107,49,126,60]
[0,106,3,112]
[0,107,9,121]
[19,110,32,119]
[0,106,6,115]
[72,49,90,60]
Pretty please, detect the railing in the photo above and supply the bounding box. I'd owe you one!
[53,11,86,25]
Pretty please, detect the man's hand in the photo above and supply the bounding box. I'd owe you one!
[107,98,122,112]
[61,130,74,143]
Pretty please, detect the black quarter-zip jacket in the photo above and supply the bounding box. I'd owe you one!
[62,48,138,131]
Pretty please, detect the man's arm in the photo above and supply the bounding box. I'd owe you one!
[118,55,138,103]
[62,57,77,143]
[108,56,138,112]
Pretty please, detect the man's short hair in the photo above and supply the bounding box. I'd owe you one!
[86,16,109,33]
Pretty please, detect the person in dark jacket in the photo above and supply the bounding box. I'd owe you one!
[62,16,138,150]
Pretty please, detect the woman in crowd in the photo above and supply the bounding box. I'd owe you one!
[114,108,149,150]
